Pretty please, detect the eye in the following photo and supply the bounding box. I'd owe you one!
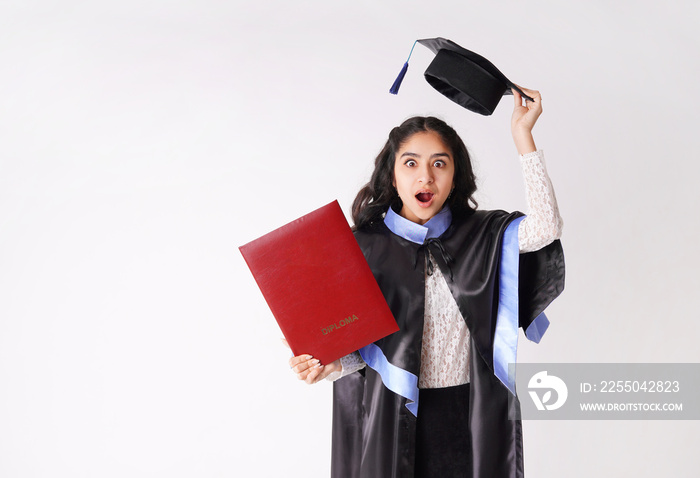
[404,159,417,167]
[433,160,447,168]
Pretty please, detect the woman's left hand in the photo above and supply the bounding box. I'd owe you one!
[510,86,542,155]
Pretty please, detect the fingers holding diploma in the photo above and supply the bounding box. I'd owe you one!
[282,338,341,384]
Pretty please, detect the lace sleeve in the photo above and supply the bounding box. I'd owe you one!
[518,150,564,253]
[325,351,366,382]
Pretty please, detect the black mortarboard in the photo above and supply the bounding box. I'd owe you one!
[389,37,534,116]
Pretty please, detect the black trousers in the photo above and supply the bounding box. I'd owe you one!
[415,383,472,478]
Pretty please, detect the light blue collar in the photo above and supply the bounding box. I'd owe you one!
[383,206,452,245]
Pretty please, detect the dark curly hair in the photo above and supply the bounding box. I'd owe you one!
[352,116,478,230]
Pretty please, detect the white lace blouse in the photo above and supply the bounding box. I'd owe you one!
[328,150,563,387]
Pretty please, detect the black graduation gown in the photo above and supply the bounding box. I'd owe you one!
[331,209,565,478]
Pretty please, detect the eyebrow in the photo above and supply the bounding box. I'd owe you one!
[400,152,452,160]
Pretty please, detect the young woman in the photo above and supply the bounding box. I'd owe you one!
[288,87,564,478]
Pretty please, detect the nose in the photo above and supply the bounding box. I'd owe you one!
[417,163,434,184]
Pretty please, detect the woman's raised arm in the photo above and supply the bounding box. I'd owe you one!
[509,87,564,252]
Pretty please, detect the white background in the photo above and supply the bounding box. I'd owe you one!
[1,1,699,477]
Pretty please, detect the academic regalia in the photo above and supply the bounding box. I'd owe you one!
[331,209,565,478]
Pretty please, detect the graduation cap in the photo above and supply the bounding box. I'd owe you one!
[390,37,534,116]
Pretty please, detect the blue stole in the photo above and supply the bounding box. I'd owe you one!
[359,207,549,415]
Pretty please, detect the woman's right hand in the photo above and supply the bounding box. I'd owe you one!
[283,339,341,384]
[288,354,341,384]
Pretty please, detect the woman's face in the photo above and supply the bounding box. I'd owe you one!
[393,130,455,225]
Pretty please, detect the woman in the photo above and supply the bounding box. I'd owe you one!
[289,87,564,478]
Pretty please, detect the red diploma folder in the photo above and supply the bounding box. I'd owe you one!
[239,200,398,365]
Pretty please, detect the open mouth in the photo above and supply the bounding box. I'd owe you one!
[415,191,434,204]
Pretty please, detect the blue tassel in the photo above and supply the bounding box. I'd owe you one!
[389,62,409,95]
[389,40,418,95]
